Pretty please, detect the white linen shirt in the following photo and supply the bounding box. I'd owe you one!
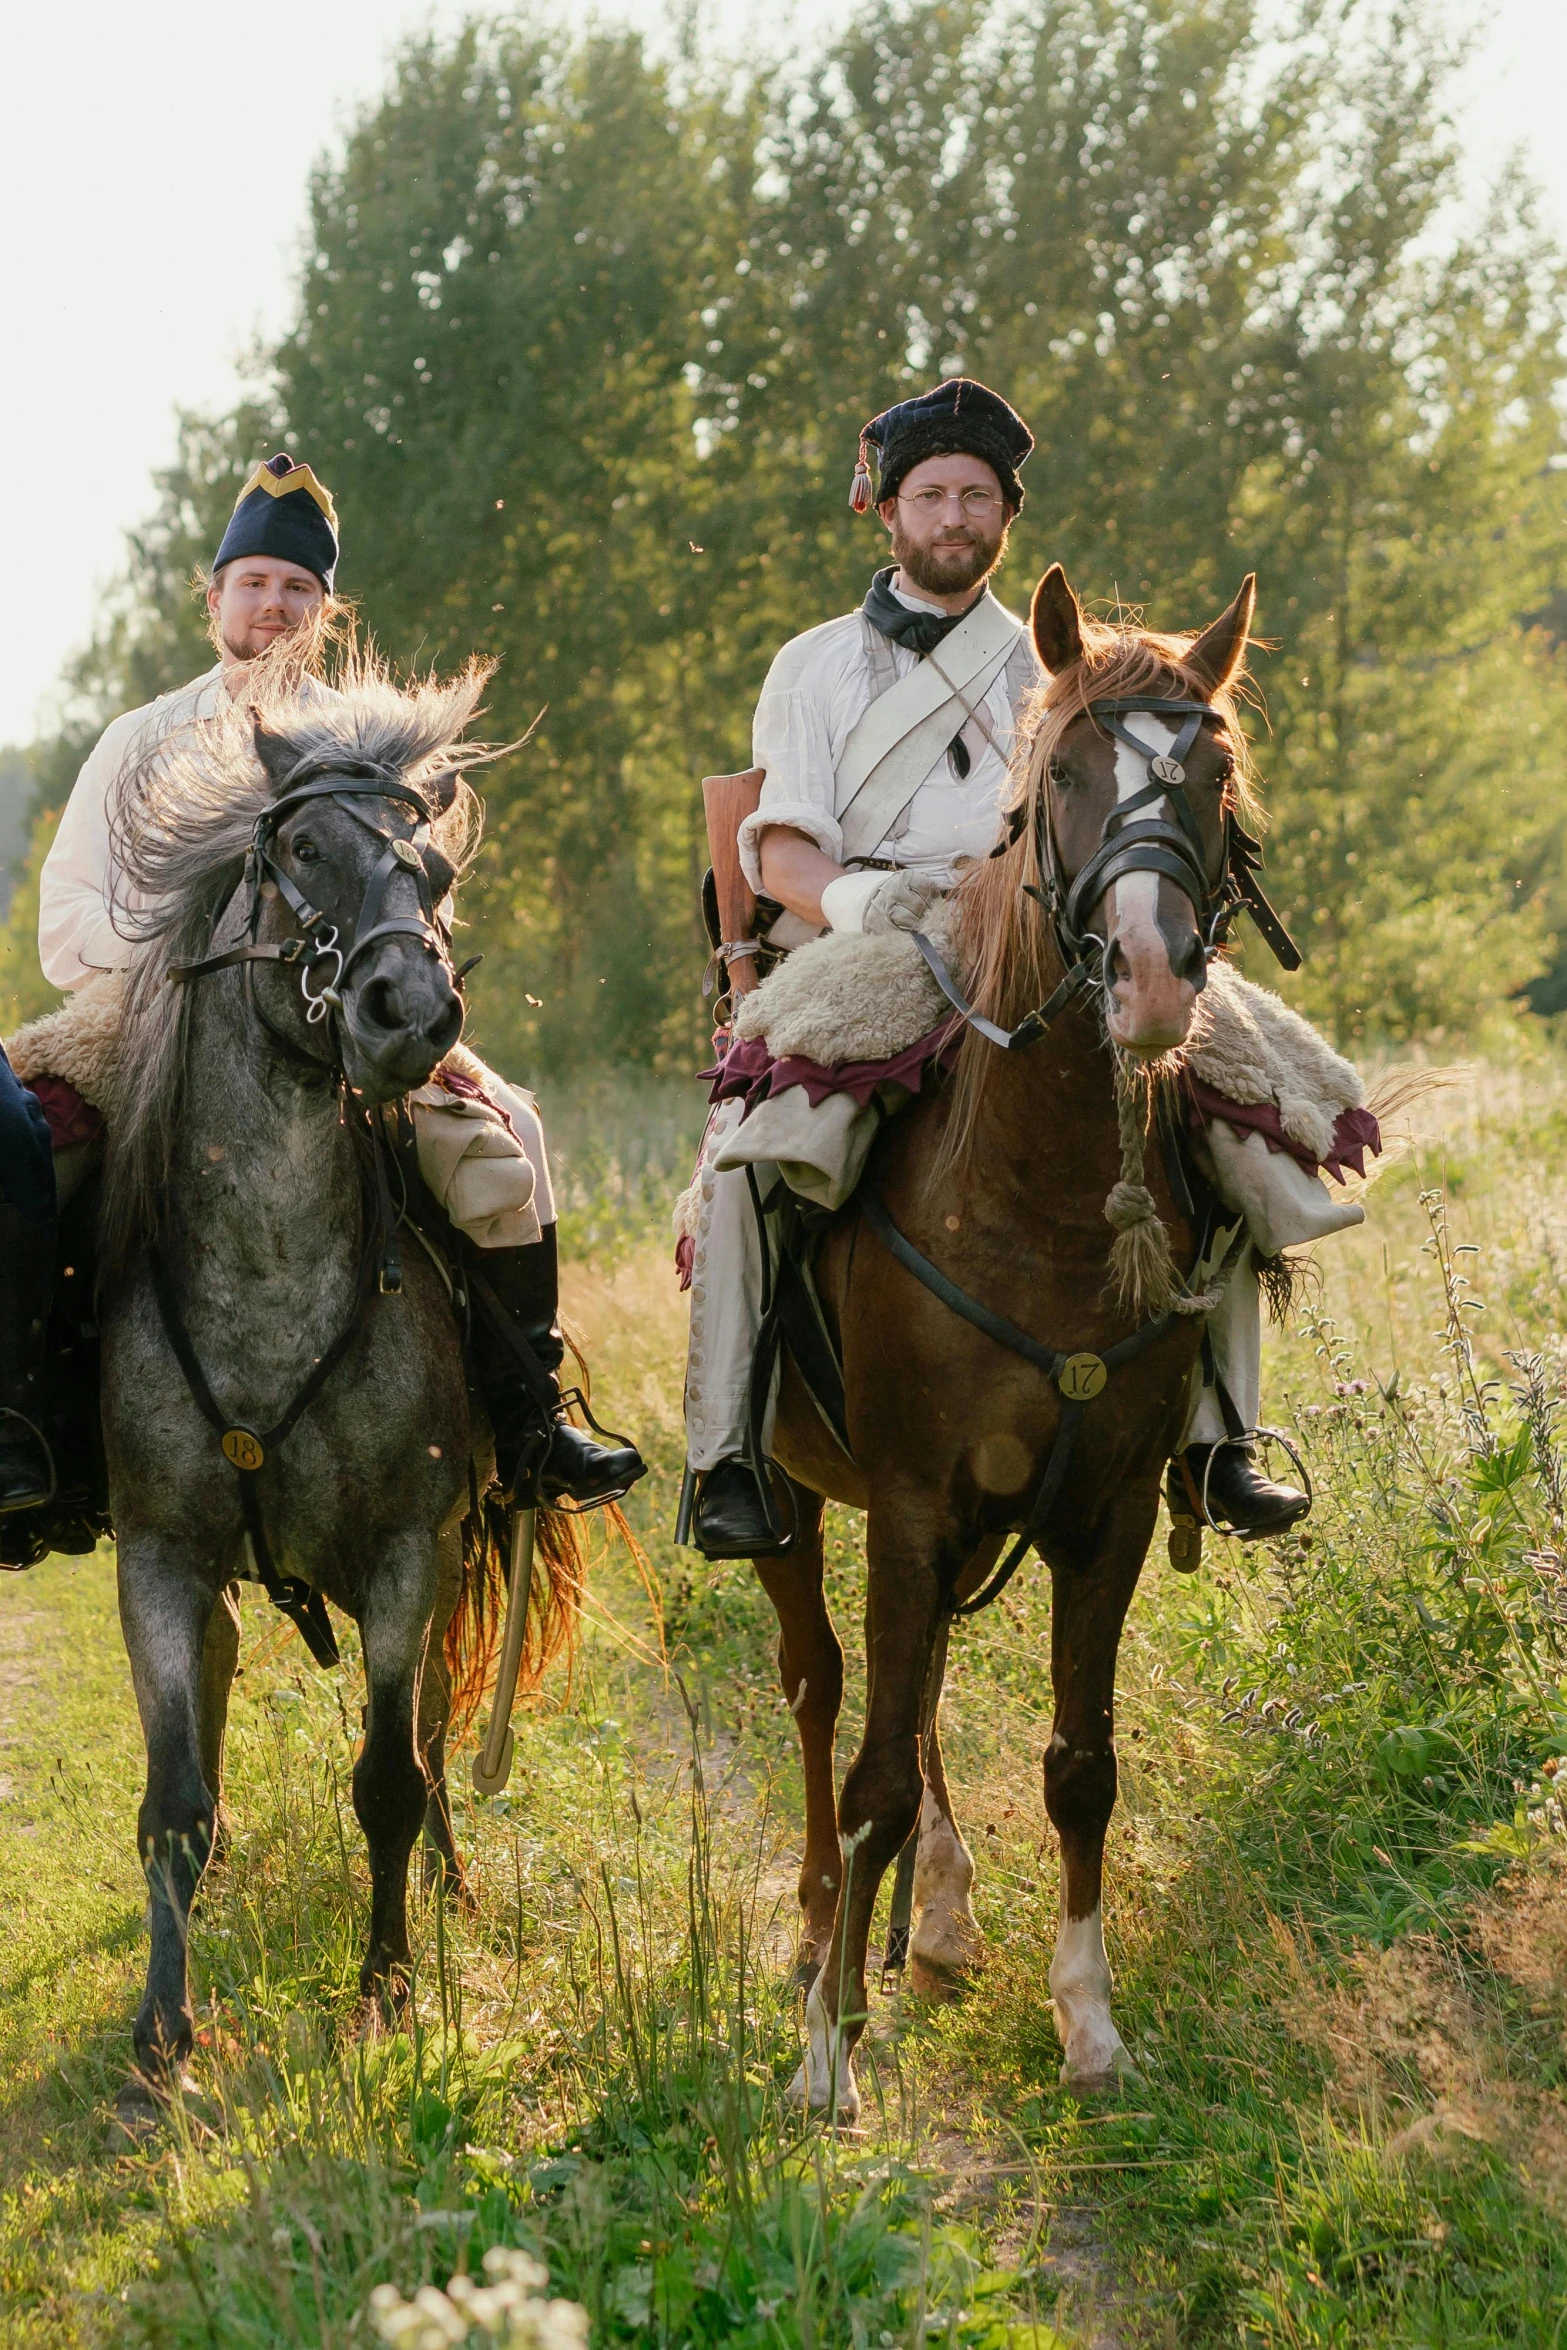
[738,581,1027,893]
[40,665,228,990]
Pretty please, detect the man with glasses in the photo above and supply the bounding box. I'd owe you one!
[685,379,1044,1555]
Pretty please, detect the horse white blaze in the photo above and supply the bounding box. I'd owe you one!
[1049,1899,1133,2083]
[1102,718,1199,1057]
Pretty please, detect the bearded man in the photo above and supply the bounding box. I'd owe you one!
[684,377,1312,1558]
[37,453,643,1509]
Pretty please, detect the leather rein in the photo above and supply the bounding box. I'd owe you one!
[148,761,470,1669]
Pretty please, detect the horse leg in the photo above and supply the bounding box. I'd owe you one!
[117,1542,223,2094]
[909,1679,980,1977]
[197,1582,242,1853]
[354,1540,440,2016]
[794,1509,944,2123]
[419,1525,471,1904]
[752,1485,841,1981]
[1044,1494,1155,2088]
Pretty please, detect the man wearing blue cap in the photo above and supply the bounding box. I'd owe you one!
[37,455,642,1511]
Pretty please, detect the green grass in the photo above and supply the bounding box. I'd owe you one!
[6,1062,1567,2345]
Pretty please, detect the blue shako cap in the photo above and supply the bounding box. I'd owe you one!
[852,378,1034,513]
[213,454,339,588]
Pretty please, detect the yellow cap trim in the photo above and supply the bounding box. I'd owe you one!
[231,461,338,530]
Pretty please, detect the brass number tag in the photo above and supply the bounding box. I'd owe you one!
[1150,755,1186,786]
[1058,1353,1108,1402]
[222,1428,266,1471]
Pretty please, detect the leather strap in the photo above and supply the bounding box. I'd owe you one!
[856,1188,1175,1617]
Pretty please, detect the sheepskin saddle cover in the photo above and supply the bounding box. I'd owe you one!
[8,971,129,1121]
[4,969,492,1125]
[734,924,1364,1159]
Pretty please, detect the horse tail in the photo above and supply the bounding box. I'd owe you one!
[442,1484,629,1738]
[443,1315,656,1735]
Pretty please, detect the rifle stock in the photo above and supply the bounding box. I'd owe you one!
[701,767,765,996]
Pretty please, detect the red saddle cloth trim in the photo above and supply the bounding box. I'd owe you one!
[30,1074,104,1152]
[702,1019,965,1117]
[1185,1075,1381,1184]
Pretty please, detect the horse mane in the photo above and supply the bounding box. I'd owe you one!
[938,612,1264,1181]
[101,636,498,1285]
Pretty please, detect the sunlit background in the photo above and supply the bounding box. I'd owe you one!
[2,0,1563,748]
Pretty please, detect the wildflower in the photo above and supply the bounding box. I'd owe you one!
[366,2252,588,2350]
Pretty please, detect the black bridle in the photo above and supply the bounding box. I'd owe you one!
[168,759,470,1067]
[913,693,1301,1050]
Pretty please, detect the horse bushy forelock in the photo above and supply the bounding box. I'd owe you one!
[101,646,497,1283]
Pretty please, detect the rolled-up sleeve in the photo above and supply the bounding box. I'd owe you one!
[737,618,868,892]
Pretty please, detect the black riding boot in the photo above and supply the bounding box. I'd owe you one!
[0,1200,56,1515]
[467,1225,646,1506]
[1182,1440,1308,1539]
[691,1456,782,1560]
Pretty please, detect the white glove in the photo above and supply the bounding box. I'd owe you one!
[862,870,947,936]
[819,869,946,936]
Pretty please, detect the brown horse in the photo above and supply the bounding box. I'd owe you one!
[755,562,1263,2113]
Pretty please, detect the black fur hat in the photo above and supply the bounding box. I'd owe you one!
[851,378,1033,513]
[213,454,339,588]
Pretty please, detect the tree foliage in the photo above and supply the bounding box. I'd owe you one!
[12,0,1566,1063]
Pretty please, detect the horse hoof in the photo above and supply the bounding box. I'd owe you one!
[108,2065,202,2145]
[908,1910,985,1986]
[1060,2050,1144,2095]
[108,2080,163,2147]
[904,1950,977,2002]
[784,2059,863,2127]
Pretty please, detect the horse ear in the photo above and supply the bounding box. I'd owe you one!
[1185,574,1257,695]
[1030,564,1083,676]
[423,767,459,814]
[252,718,297,792]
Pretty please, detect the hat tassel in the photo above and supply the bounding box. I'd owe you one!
[850,435,873,514]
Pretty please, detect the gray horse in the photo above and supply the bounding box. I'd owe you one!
[98,658,563,2103]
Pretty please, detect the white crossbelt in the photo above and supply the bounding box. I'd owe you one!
[835,593,1025,863]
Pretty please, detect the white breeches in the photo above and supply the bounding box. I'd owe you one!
[410,1063,556,1249]
[684,1101,770,1472]
[681,1126,1280,1470]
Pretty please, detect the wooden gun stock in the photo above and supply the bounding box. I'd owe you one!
[701,767,765,996]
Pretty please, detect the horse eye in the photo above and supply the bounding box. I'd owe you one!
[293,836,320,864]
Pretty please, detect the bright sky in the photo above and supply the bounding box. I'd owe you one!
[1,0,1561,747]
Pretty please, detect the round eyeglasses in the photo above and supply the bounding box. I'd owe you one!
[897,487,1006,517]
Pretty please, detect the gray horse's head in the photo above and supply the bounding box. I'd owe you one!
[250,724,466,1101]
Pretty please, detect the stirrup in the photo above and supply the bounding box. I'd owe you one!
[541,1386,644,1513]
[0,1408,57,1518]
[1196,1425,1313,1543]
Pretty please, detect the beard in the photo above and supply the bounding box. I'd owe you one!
[890,516,1009,599]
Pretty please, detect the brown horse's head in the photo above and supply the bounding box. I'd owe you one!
[1028,564,1257,1057]
[948,567,1261,1093]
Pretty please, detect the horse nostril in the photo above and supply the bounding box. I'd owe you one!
[1106,938,1132,986]
[1177,932,1208,987]
[359,976,405,1033]
[428,995,462,1055]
